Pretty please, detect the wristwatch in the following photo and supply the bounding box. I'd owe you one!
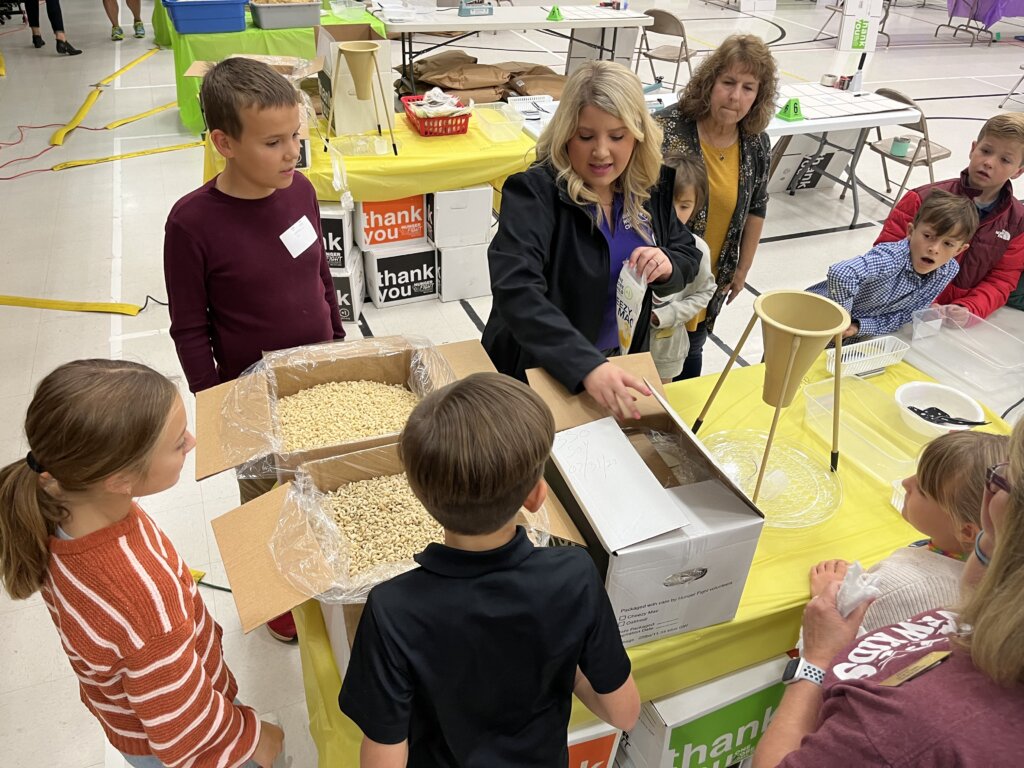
[782,657,826,687]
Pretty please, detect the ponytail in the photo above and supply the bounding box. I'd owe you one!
[0,459,67,600]
[0,359,178,601]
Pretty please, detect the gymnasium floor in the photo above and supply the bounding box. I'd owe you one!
[0,0,1021,764]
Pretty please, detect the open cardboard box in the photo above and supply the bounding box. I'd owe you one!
[209,340,583,669]
[194,337,456,483]
[528,353,764,647]
[184,55,322,141]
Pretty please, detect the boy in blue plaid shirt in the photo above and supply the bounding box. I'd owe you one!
[808,190,979,340]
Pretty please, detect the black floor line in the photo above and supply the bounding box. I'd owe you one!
[760,221,878,243]
[708,330,749,367]
[460,299,487,334]
[914,92,1003,101]
[358,313,374,338]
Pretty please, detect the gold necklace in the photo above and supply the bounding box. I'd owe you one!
[699,124,737,162]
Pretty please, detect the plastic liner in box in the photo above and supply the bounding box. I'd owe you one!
[269,449,551,603]
[220,336,455,479]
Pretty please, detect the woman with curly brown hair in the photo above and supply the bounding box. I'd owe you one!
[655,34,778,378]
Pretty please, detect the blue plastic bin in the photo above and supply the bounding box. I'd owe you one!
[164,0,248,34]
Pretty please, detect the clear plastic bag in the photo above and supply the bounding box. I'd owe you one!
[221,336,455,479]
[269,446,551,603]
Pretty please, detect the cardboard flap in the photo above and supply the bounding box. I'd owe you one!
[526,353,666,432]
[551,417,686,552]
[438,339,497,378]
[195,376,273,481]
[303,443,403,489]
[210,484,330,633]
[646,379,763,519]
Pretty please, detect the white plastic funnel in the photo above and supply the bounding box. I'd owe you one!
[755,290,850,408]
[339,41,380,101]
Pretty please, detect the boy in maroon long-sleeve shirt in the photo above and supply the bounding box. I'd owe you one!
[165,57,344,394]
[164,57,344,643]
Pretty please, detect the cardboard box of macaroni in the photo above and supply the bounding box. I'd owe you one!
[528,354,764,647]
[330,245,364,322]
[365,242,437,308]
[192,336,455,483]
[205,342,585,669]
[617,657,788,768]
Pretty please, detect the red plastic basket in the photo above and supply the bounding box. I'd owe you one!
[401,95,471,137]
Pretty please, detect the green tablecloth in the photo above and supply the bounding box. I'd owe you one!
[152,0,172,48]
[171,10,385,134]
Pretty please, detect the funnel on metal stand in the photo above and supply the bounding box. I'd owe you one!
[692,290,850,504]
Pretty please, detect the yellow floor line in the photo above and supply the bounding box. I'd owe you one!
[105,101,177,130]
[51,88,101,146]
[50,47,162,146]
[52,141,203,171]
[0,295,142,315]
[98,47,159,86]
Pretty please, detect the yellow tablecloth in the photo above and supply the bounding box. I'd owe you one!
[203,118,536,203]
[291,358,1009,764]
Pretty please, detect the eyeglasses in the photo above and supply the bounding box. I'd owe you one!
[986,463,1011,496]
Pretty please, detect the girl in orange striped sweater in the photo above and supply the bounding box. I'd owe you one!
[0,359,283,768]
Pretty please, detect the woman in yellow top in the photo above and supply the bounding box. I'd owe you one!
[656,35,778,379]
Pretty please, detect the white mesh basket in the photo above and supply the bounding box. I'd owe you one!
[826,335,909,376]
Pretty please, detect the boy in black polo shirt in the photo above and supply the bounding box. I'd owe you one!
[339,373,639,767]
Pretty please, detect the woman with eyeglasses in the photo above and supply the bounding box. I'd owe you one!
[752,420,1024,768]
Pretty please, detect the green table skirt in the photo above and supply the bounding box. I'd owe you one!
[171,10,385,134]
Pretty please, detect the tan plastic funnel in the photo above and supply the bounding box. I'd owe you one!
[339,41,380,101]
[754,290,851,408]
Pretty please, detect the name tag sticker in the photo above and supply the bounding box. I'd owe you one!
[280,215,317,259]
[878,650,951,687]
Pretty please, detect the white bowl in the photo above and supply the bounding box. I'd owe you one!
[894,381,985,439]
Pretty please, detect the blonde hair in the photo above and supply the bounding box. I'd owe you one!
[977,113,1024,164]
[917,430,1008,537]
[399,373,555,536]
[663,151,708,213]
[676,34,779,136]
[956,419,1024,686]
[535,60,663,237]
[0,360,177,600]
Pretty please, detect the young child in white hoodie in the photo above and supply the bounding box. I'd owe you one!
[650,153,717,382]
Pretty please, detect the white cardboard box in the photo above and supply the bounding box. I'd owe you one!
[837,12,882,52]
[569,720,623,768]
[356,195,429,250]
[437,243,491,302]
[532,356,764,648]
[427,186,494,248]
[318,69,397,138]
[618,657,788,768]
[330,245,364,322]
[317,24,391,79]
[365,242,437,308]
[321,204,355,268]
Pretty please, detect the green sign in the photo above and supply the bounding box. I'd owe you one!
[852,18,869,49]
[667,683,785,768]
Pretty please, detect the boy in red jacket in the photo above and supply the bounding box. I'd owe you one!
[876,113,1024,318]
